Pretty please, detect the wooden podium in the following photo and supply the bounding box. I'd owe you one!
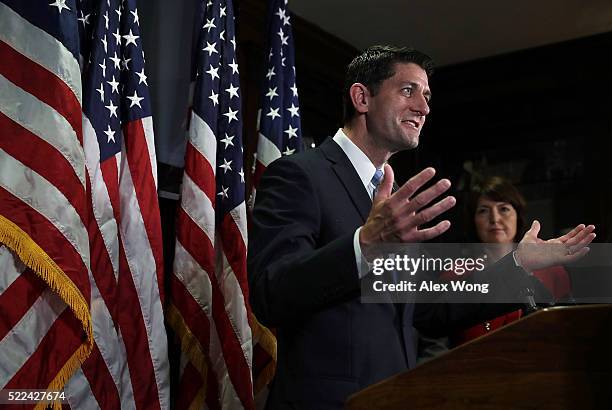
[346,305,612,409]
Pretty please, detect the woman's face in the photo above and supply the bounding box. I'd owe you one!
[474,196,518,244]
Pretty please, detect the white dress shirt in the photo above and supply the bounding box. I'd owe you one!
[332,128,383,279]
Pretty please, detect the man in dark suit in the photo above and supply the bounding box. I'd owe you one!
[248,45,595,409]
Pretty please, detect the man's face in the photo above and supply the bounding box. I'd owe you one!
[365,62,431,152]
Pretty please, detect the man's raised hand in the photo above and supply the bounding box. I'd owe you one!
[360,164,456,248]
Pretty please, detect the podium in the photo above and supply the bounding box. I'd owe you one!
[346,305,612,409]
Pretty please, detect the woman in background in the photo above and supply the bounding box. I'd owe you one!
[449,176,571,346]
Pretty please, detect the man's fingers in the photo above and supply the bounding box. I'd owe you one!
[409,220,452,242]
[402,179,452,214]
[393,167,436,202]
[397,196,456,231]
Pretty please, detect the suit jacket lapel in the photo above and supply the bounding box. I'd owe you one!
[319,138,371,222]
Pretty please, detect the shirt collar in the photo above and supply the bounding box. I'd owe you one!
[332,128,382,191]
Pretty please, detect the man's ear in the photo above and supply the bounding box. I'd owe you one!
[349,83,370,115]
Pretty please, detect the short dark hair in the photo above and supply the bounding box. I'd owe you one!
[466,176,527,242]
[342,45,435,124]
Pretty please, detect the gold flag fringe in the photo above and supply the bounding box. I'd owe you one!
[167,303,209,409]
[0,215,93,406]
[250,313,277,395]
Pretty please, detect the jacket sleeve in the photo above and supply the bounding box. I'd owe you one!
[247,158,360,327]
[413,253,553,336]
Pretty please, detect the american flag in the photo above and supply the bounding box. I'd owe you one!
[0,0,93,404]
[0,0,170,408]
[249,0,302,400]
[251,0,302,193]
[169,0,254,409]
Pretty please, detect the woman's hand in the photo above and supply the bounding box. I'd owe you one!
[514,220,596,271]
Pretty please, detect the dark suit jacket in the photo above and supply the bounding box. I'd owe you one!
[248,138,539,409]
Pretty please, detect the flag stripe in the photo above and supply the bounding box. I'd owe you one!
[180,173,216,249]
[169,275,211,357]
[64,366,103,410]
[79,344,121,410]
[0,187,90,301]
[0,288,65,388]
[4,306,81,391]
[0,245,23,293]
[123,118,165,304]
[118,131,168,410]
[116,239,161,410]
[0,73,85,188]
[0,2,81,103]
[0,113,87,221]
[0,268,45,341]
[0,39,83,147]
[255,133,281,167]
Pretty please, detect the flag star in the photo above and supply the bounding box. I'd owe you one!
[239,169,245,183]
[219,158,233,173]
[104,124,116,143]
[103,12,109,29]
[277,28,284,40]
[206,64,219,81]
[280,33,289,46]
[284,125,298,139]
[107,75,120,94]
[131,8,140,25]
[220,6,226,17]
[203,42,217,56]
[230,37,236,50]
[123,30,139,47]
[115,6,122,20]
[275,7,286,21]
[220,30,225,41]
[223,107,238,123]
[228,59,239,74]
[99,59,107,77]
[281,57,286,67]
[136,68,148,85]
[266,107,280,120]
[96,83,105,102]
[209,90,219,106]
[203,18,215,32]
[112,28,121,45]
[105,99,118,118]
[225,84,239,99]
[218,186,229,199]
[206,0,212,7]
[110,52,121,69]
[283,147,296,156]
[283,15,291,26]
[127,90,144,108]
[78,11,91,27]
[290,83,299,97]
[221,133,235,148]
[101,35,108,53]
[266,87,278,100]
[121,57,131,70]
[266,66,275,80]
[287,103,300,117]
[49,0,70,13]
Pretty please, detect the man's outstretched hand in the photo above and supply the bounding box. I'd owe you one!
[515,220,596,271]
[359,164,456,249]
